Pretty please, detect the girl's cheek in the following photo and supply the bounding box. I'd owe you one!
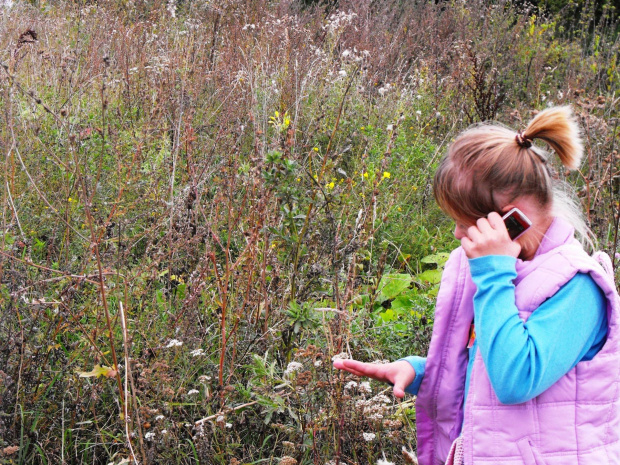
[454,224,467,240]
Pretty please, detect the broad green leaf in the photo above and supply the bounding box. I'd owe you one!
[417,269,442,285]
[379,308,396,322]
[378,273,413,300]
[420,253,450,267]
[391,291,415,314]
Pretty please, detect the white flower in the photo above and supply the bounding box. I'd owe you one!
[284,361,303,376]
[225,423,232,428]
[342,50,351,57]
[166,0,176,18]
[359,381,371,394]
[216,415,224,422]
[363,432,376,442]
[377,458,395,465]
[187,389,199,396]
[344,381,358,391]
[145,432,155,441]
[378,87,387,96]
[331,352,349,362]
[161,429,168,434]
[155,415,165,421]
[387,124,394,131]
[339,70,347,77]
[416,94,422,99]
[314,360,322,367]
[416,110,422,116]
[372,394,391,404]
[190,348,205,357]
[165,339,183,348]
[198,375,212,382]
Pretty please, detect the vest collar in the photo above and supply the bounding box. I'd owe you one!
[533,217,576,258]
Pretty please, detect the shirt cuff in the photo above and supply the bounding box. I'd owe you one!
[468,255,517,278]
[398,356,426,395]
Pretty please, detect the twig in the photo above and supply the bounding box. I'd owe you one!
[194,400,259,425]
[119,302,144,464]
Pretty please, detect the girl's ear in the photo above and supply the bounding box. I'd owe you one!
[500,204,516,214]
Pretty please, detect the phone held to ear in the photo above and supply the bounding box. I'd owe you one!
[502,208,532,240]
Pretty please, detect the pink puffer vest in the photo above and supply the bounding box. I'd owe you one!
[415,218,620,465]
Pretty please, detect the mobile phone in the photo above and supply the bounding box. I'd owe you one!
[502,208,532,240]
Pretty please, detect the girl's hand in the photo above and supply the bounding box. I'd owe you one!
[332,359,415,398]
[461,212,521,259]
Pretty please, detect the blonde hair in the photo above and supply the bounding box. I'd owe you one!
[433,106,592,245]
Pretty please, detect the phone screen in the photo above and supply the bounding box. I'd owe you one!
[502,208,532,240]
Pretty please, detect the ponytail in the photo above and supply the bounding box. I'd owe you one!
[520,106,584,170]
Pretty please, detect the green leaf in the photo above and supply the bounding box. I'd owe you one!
[417,269,442,285]
[420,253,450,267]
[391,291,415,314]
[378,273,413,300]
[176,283,187,300]
[77,364,117,379]
[428,284,440,297]
[379,308,396,322]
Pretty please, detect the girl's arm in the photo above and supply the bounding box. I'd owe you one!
[470,255,607,404]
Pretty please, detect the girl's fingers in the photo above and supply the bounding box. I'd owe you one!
[476,217,493,234]
[466,225,482,242]
[333,359,385,381]
[461,236,474,254]
[487,211,504,228]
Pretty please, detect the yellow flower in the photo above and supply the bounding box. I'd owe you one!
[313,174,318,180]
[383,171,391,179]
[275,111,280,118]
[363,172,369,178]
[360,126,365,130]
[296,177,301,182]
[68,197,73,202]
[328,182,335,189]
[397,207,402,211]
[313,147,319,152]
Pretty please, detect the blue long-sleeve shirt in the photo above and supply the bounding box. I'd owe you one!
[402,255,607,404]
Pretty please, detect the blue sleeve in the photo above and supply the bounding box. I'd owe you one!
[398,356,426,395]
[469,255,607,405]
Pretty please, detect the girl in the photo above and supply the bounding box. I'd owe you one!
[334,106,620,464]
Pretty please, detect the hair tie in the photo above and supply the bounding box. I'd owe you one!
[515,131,532,148]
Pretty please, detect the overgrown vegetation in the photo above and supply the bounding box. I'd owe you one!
[0,0,619,463]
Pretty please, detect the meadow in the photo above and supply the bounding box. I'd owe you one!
[0,0,619,463]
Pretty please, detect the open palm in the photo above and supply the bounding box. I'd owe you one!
[333,359,415,398]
